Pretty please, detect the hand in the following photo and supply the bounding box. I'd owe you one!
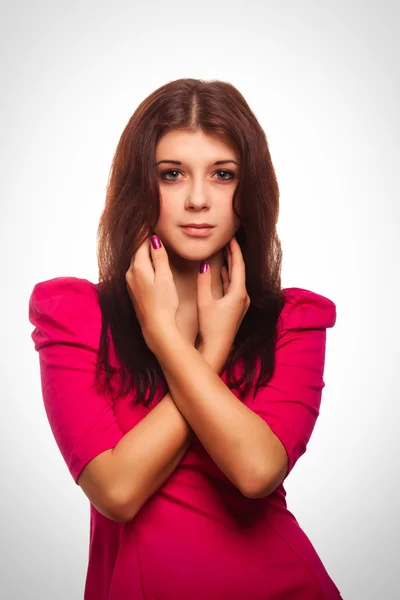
[125,234,180,354]
[196,236,250,370]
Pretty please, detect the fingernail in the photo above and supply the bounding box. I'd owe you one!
[151,235,162,249]
[199,260,209,273]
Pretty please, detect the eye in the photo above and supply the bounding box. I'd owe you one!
[159,169,236,182]
[159,169,181,181]
[215,170,236,181]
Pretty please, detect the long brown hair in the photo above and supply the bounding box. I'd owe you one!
[95,78,287,408]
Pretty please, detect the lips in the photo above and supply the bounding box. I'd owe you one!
[180,225,214,237]
[181,224,214,228]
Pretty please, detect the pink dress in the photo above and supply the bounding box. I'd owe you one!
[29,276,343,599]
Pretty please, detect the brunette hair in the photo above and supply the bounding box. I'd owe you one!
[95,78,286,408]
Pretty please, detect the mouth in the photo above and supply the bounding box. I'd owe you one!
[180,225,215,237]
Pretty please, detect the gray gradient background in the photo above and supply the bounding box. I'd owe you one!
[2,0,398,598]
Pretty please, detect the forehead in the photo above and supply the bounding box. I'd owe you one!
[156,129,239,162]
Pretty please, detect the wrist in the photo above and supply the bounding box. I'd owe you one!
[144,322,184,357]
[198,344,226,375]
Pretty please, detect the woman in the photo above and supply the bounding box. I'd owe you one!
[29,78,342,599]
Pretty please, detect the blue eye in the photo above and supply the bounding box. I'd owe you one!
[159,169,236,182]
[159,170,180,181]
[216,170,235,181]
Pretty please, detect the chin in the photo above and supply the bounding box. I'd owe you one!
[178,248,214,261]
[168,242,217,261]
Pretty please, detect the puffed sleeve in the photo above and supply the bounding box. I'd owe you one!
[28,276,125,485]
[249,287,337,480]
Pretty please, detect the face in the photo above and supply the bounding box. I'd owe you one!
[153,128,241,265]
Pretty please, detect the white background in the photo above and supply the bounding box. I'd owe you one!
[2,0,399,598]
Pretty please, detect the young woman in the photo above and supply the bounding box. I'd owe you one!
[29,78,342,599]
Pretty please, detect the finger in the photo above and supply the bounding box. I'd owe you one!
[224,244,232,279]
[228,237,246,293]
[149,234,173,280]
[221,265,230,295]
[197,260,213,304]
[128,236,153,277]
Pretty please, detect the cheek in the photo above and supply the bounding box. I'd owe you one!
[223,203,241,227]
[158,194,176,221]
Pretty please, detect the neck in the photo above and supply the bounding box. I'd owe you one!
[168,250,226,306]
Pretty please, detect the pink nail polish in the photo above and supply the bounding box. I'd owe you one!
[199,260,209,273]
[151,235,162,249]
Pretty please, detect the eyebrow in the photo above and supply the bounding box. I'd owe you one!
[155,159,239,166]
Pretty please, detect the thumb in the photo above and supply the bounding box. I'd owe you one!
[197,260,213,305]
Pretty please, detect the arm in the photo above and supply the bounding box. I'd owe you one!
[79,350,220,523]
[101,391,192,522]
[149,328,288,500]
[119,234,286,509]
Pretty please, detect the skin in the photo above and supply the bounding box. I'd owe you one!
[153,128,242,341]
[77,130,286,522]
[124,130,288,503]
[125,230,287,502]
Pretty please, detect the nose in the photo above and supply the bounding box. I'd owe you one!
[185,181,210,210]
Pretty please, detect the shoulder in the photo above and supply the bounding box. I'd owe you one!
[278,287,337,333]
[28,276,101,349]
[29,276,99,317]
[29,276,98,307]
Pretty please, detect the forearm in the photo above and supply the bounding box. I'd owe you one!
[111,391,193,521]
[153,330,280,498]
[110,347,221,521]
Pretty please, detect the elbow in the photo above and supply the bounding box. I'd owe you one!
[112,507,136,524]
[241,477,274,499]
[112,483,144,522]
[97,486,138,523]
[92,495,133,523]
[107,507,132,523]
[241,462,289,499]
[88,498,131,523]
[242,481,276,499]
[240,429,290,499]
[110,493,138,523]
[102,502,135,524]
[241,476,278,499]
